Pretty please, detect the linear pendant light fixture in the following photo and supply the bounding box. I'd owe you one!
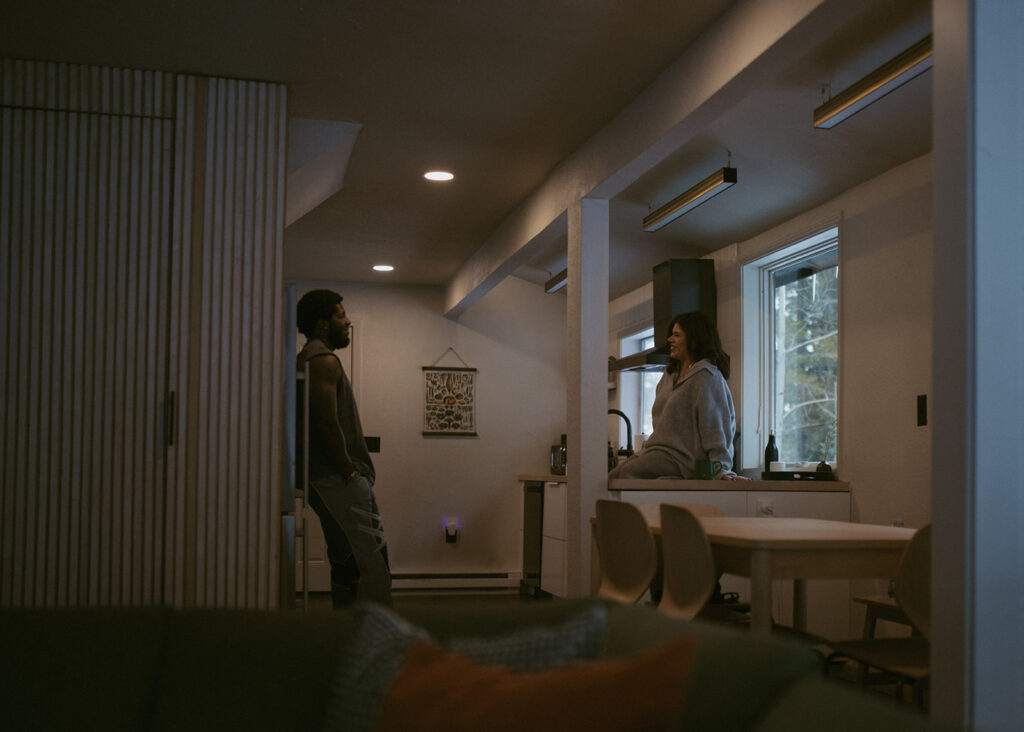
[814,35,933,129]
[544,268,568,293]
[642,166,737,232]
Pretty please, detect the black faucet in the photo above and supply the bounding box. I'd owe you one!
[607,409,633,455]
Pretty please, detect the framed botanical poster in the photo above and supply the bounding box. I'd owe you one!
[423,366,477,436]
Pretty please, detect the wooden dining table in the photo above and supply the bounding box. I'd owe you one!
[596,512,916,634]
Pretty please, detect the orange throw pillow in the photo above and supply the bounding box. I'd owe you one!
[377,634,696,732]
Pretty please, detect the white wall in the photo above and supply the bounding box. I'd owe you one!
[291,276,566,577]
[607,282,655,447]
[722,154,933,531]
[836,157,932,529]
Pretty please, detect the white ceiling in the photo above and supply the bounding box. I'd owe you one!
[1,0,932,302]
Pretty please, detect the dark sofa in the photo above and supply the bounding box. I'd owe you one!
[0,599,952,731]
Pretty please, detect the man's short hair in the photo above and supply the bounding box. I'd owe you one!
[297,289,342,337]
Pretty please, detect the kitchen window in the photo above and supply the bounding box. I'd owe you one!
[638,334,659,437]
[614,327,659,448]
[741,226,839,469]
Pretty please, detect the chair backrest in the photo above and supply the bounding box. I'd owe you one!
[637,502,725,523]
[895,523,931,639]
[658,503,718,620]
[594,499,657,605]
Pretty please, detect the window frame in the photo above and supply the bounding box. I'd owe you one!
[740,226,840,471]
[614,327,656,449]
[637,333,659,437]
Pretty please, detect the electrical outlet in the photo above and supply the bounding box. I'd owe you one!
[756,499,775,517]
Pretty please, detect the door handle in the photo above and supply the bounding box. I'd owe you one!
[166,390,176,447]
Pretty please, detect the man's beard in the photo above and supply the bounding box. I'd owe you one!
[330,324,350,349]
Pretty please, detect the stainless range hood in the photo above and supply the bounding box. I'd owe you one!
[608,343,672,371]
[609,259,716,372]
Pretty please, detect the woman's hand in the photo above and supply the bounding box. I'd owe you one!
[719,473,750,481]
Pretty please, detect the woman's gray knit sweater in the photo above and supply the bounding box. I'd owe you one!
[642,359,736,478]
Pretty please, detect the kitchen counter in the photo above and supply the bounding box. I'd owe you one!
[518,474,569,483]
[518,475,849,492]
[610,477,849,492]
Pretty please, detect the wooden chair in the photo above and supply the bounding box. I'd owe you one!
[657,504,748,624]
[641,502,751,612]
[852,594,915,640]
[593,499,657,605]
[827,524,931,706]
[657,503,718,620]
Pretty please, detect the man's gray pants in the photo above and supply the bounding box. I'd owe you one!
[309,473,392,605]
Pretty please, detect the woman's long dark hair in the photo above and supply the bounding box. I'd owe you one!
[667,311,730,379]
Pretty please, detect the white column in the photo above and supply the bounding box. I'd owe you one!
[565,197,609,597]
[932,0,1024,726]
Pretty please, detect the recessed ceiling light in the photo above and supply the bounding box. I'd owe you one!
[373,264,394,272]
[424,171,454,181]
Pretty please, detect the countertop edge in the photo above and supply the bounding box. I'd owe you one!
[610,478,849,492]
[518,475,849,492]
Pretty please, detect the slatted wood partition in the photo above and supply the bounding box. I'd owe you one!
[164,76,287,608]
[1,59,286,609]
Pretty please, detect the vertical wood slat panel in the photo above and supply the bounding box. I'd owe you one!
[267,83,286,608]
[8,104,24,599]
[25,105,42,606]
[209,80,224,606]
[166,74,197,607]
[1,105,13,593]
[0,60,174,608]
[43,97,63,608]
[55,104,73,605]
[68,103,87,605]
[85,108,104,605]
[2,59,284,610]
[229,80,244,605]
[100,109,115,604]
[165,75,285,608]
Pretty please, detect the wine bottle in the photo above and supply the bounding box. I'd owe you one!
[550,434,567,475]
[764,432,779,472]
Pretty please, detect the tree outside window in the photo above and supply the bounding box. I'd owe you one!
[773,262,838,463]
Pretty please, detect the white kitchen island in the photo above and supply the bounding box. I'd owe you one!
[608,476,851,521]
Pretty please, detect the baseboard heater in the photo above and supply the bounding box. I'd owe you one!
[392,571,522,591]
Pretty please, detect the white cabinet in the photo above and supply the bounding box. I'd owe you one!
[610,485,851,521]
[744,490,849,520]
[614,489,748,517]
[295,504,331,592]
[540,482,568,597]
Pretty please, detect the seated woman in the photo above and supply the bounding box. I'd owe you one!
[610,311,744,481]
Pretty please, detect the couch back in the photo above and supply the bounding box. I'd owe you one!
[0,601,949,732]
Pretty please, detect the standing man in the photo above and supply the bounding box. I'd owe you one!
[296,289,391,606]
